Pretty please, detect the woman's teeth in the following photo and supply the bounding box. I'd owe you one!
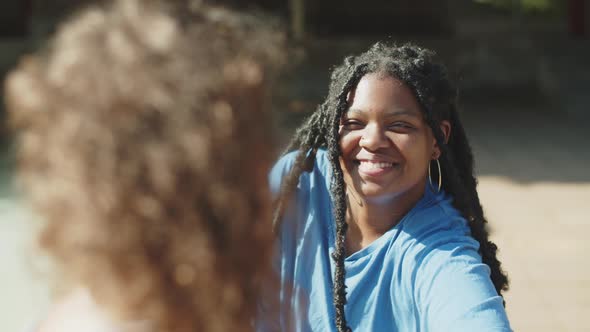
[359,161,394,169]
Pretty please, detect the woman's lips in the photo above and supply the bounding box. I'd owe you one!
[356,160,398,177]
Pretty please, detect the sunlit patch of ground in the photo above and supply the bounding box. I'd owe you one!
[479,177,590,332]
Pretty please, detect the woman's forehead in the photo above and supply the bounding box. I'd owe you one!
[346,74,421,114]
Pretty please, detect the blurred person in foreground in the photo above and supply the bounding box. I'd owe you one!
[5,0,284,331]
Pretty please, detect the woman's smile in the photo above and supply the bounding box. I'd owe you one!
[356,159,400,177]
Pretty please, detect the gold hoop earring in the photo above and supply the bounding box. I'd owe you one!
[428,159,442,193]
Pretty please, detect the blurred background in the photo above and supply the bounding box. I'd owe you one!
[1,0,588,331]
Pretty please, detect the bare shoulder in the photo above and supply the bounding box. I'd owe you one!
[36,288,123,332]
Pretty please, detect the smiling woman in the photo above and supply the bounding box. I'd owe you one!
[266,43,511,332]
[338,74,451,254]
[341,75,447,204]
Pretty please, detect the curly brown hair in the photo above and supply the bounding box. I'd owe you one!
[5,1,284,331]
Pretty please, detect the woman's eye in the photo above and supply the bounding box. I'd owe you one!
[342,120,363,129]
[389,122,415,131]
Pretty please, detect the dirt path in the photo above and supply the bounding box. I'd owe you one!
[464,105,590,332]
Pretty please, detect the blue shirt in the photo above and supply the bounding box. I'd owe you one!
[266,149,511,332]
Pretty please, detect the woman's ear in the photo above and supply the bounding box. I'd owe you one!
[432,120,451,159]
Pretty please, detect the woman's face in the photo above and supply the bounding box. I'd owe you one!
[339,73,441,206]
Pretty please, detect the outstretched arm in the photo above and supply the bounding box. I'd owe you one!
[415,239,512,332]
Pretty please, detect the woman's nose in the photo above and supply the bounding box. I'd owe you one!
[359,124,389,151]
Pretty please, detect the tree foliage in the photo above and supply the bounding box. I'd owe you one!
[474,0,562,12]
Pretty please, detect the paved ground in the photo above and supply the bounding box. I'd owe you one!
[464,105,590,332]
[480,178,590,332]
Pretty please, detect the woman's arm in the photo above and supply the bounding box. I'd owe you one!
[414,238,512,332]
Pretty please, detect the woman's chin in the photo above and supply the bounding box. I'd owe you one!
[357,185,394,201]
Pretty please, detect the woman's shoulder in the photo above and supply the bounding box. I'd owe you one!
[36,288,117,332]
[35,288,151,332]
[401,193,481,265]
[407,191,471,238]
[404,199,510,331]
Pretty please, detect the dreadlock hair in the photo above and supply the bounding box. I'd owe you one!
[272,42,509,332]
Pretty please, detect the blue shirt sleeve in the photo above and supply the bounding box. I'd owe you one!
[269,151,298,197]
[258,153,296,332]
[414,237,512,332]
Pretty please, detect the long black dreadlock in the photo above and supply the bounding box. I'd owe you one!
[273,42,509,332]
